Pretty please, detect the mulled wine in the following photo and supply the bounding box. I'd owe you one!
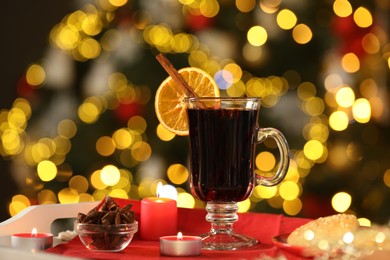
[188,107,258,202]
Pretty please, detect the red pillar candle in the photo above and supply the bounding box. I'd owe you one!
[11,228,53,251]
[140,197,177,240]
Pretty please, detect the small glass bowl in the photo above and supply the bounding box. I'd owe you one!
[74,220,138,252]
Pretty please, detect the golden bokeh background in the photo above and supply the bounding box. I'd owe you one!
[0,0,389,225]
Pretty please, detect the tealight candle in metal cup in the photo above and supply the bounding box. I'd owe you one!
[11,228,53,251]
[160,232,202,256]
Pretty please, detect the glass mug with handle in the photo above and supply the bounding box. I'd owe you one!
[185,97,289,250]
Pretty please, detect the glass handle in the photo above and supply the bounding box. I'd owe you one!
[256,127,290,187]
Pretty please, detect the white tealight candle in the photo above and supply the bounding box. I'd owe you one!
[11,228,53,251]
[160,232,202,256]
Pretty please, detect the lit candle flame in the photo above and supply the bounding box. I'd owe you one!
[156,182,178,200]
[31,228,38,237]
[156,182,163,198]
[177,232,183,240]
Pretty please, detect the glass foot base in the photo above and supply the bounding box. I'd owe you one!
[201,231,258,250]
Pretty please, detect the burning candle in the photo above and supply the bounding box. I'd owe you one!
[11,228,53,251]
[160,232,202,256]
[140,183,178,240]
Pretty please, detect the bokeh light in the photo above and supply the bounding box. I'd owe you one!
[283,199,302,216]
[177,192,195,209]
[69,175,89,194]
[113,128,133,149]
[358,218,371,227]
[236,0,256,13]
[96,136,116,156]
[58,188,79,204]
[9,195,31,217]
[332,192,352,212]
[26,64,45,87]
[167,164,189,185]
[259,0,281,14]
[100,165,121,186]
[333,0,353,17]
[253,185,277,199]
[384,169,390,188]
[131,142,152,161]
[276,9,297,30]
[329,111,349,131]
[341,53,360,73]
[362,33,380,54]
[353,7,373,28]
[78,102,100,123]
[247,26,267,46]
[238,199,251,212]
[256,152,276,172]
[199,0,220,18]
[58,119,77,138]
[303,97,324,116]
[292,24,312,44]
[78,38,101,59]
[37,160,57,182]
[335,86,355,107]
[352,98,371,123]
[38,189,57,204]
[91,170,107,190]
[303,140,324,161]
[279,181,300,201]
[156,124,175,141]
[108,0,128,7]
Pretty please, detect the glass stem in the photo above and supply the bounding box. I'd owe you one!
[206,201,238,234]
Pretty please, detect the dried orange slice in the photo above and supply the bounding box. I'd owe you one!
[155,67,220,136]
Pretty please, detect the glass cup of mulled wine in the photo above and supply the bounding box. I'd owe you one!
[185,97,289,250]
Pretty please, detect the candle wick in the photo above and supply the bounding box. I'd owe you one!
[31,228,38,237]
[177,232,183,240]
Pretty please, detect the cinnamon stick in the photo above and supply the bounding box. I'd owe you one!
[155,53,198,98]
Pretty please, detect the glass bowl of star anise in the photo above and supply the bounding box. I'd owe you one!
[75,196,138,252]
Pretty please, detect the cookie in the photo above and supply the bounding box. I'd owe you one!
[287,214,360,248]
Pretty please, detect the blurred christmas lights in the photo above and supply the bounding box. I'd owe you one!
[0,0,389,225]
